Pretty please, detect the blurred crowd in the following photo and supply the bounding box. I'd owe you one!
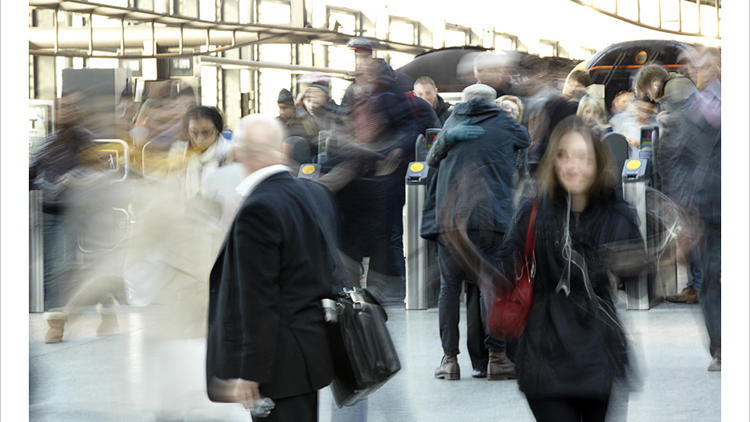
[29,37,721,421]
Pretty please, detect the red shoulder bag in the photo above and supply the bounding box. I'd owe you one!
[487,202,538,339]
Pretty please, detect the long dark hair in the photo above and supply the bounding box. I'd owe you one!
[536,115,616,203]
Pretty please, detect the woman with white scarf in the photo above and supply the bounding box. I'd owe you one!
[122,106,247,419]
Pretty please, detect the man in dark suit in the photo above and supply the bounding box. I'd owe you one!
[206,114,338,421]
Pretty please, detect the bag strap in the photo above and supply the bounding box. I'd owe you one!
[523,201,539,259]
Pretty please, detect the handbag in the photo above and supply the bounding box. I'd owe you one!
[323,288,401,408]
[487,201,538,340]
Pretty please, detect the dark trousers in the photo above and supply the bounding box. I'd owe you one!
[252,391,318,422]
[464,282,488,369]
[686,243,703,292]
[526,396,609,422]
[339,176,404,304]
[699,221,721,358]
[437,232,505,370]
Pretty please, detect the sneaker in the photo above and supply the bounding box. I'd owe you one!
[434,355,460,380]
[471,368,487,378]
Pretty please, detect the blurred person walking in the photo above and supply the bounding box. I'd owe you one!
[476,116,643,421]
[206,114,339,422]
[30,92,93,309]
[97,104,244,419]
[527,95,578,174]
[321,59,419,305]
[562,70,592,101]
[634,63,721,371]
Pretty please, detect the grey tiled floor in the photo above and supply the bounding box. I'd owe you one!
[29,296,719,421]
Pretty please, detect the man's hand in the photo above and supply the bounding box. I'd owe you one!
[444,124,485,145]
[234,379,261,410]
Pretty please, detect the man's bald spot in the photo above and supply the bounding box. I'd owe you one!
[235,114,285,155]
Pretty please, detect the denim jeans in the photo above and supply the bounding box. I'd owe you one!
[437,231,506,370]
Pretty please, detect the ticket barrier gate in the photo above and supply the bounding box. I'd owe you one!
[622,157,654,310]
[297,131,330,180]
[621,127,678,310]
[404,130,440,310]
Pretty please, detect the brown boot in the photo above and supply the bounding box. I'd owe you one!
[44,311,68,343]
[666,286,698,304]
[487,350,516,380]
[434,355,460,380]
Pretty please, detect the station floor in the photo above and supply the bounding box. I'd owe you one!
[29,295,719,422]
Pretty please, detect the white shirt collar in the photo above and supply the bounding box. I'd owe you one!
[235,164,291,198]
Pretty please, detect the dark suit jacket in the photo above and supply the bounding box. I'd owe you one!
[206,172,337,400]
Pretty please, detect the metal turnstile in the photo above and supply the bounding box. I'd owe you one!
[404,130,440,310]
[621,126,677,309]
[622,157,653,310]
[30,190,45,313]
[297,131,330,180]
[404,162,435,310]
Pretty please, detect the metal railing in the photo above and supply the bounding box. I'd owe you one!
[570,0,720,39]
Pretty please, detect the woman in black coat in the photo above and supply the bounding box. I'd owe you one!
[494,116,643,421]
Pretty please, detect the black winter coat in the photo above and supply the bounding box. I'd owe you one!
[497,193,642,399]
[434,95,452,126]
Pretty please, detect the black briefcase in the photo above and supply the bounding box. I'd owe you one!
[324,288,401,407]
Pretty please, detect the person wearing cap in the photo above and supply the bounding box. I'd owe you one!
[427,83,531,381]
[276,88,296,123]
[341,37,375,113]
[275,88,311,145]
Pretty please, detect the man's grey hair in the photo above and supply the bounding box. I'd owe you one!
[462,83,497,103]
[233,114,286,159]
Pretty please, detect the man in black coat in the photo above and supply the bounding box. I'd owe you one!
[426,83,530,381]
[206,114,338,421]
